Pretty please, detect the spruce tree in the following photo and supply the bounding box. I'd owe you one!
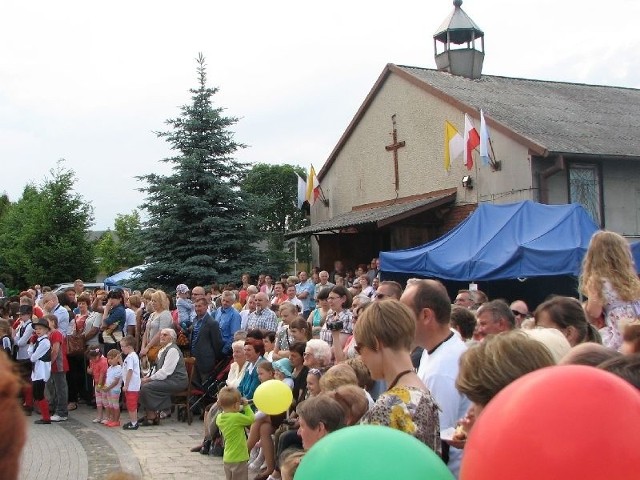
[136,53,260,289]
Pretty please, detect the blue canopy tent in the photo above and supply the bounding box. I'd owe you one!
[632,242,640,271]
[103,265,147,288]
[380,201,600,281]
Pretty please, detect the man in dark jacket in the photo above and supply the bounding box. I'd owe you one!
[191,297,223,385]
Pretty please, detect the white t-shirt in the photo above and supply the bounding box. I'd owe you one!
[125,308,136,331]
[83,312,103,347]
[417,333,470,479]
[123,352,141,391]
[106,365,123,391]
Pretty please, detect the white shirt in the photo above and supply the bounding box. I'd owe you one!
[150,344,180,381]
[14,319,34,360]
[125,308,137,330]
[106,365,123,391]
[285,296,304,312]
[83,312,103,347]
[29,335,51,381]
[123,352,141,391]
[418,333,470,479]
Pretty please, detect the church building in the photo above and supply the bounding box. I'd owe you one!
[287,0,640,270]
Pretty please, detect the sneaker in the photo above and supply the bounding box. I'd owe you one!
[34,419,51,425]
[106,421,121,428]
[92,418,103,423]
[122,422,139,430]
[50,415,68,422]
[101,419,109,424]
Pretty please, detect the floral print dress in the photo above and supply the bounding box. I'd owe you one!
[602,279,640,350]
[360,385,441,455]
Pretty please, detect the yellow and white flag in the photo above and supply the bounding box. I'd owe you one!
[444,121,464,171]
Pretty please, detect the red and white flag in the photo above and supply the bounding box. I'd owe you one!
[464,113,480,171]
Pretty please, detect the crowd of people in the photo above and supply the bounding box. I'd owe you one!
[1,233,640,480]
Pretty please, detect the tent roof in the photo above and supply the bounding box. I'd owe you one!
[380,201,600,281]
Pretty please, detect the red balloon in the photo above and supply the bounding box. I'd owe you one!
[460,365,640,480]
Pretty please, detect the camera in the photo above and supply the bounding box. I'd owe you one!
[327,320,344,331]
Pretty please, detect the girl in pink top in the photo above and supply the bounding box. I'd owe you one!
[87,348,108,423]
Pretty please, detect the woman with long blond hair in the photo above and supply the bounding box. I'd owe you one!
[140,290,173,363]
[581,230,640,350]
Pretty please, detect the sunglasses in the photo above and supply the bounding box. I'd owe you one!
[511,310,527,317]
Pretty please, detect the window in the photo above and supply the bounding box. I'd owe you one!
[568,163,602,226]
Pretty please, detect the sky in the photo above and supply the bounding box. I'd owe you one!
[2,0,639,229]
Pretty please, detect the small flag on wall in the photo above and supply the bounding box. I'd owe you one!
[297,174,306,209]
[464,114,480,171]
[306,165,320,206]
[479,110,492,166]
[444,121,464,171]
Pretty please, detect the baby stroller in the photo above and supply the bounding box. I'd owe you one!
[187,356,232,417]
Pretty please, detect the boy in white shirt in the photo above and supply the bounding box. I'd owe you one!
[120,335,141,430]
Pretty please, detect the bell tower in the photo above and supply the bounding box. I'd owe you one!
[434,0,485,79]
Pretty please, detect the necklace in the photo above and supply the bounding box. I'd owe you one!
[388,369,414,390]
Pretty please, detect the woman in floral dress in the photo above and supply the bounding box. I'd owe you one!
[354,300,441,455]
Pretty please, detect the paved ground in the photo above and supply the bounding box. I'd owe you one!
[19,403,229,480]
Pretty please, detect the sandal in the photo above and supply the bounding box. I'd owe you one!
[67,403,78,411]
[139,417,160,427]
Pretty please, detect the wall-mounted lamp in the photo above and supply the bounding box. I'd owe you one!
[462,175,473,189]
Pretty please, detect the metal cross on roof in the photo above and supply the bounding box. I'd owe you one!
[385,114,406,191]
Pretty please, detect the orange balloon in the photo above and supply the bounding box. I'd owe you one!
[461,365,640,480]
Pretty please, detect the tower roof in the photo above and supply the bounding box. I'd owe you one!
[434,0,484,44]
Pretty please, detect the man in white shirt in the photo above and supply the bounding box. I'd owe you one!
[401,279,470,479]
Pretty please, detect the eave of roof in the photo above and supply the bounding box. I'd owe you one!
[285,190,456,239]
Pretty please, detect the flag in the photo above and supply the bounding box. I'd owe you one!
[305,165,320,206]
[297,174,306,209]
[464,113,480,170]
[479,109,493,166]
[444,121,464,171]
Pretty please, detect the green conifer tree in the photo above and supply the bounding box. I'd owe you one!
[136,53,260,289]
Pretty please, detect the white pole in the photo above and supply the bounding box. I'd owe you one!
[293,237,298,274]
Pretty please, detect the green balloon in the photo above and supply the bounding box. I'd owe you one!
[295,425,454,480]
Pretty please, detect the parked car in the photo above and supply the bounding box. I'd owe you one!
[52,282,105,295]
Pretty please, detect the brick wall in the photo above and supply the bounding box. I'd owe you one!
[439,204,477,236]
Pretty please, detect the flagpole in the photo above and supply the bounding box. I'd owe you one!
[488,136,500,170]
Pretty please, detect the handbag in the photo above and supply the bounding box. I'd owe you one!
[147,344,161,363]
[176,330,189,347]
[66,333,86,356]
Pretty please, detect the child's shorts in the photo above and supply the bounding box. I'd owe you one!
[105,390,121,409]
[125,391,139,412]
[95,388,107,408]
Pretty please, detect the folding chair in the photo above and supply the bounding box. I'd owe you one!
[172,356,196,425]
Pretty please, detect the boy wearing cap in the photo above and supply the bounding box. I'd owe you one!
[28,318,52,424]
